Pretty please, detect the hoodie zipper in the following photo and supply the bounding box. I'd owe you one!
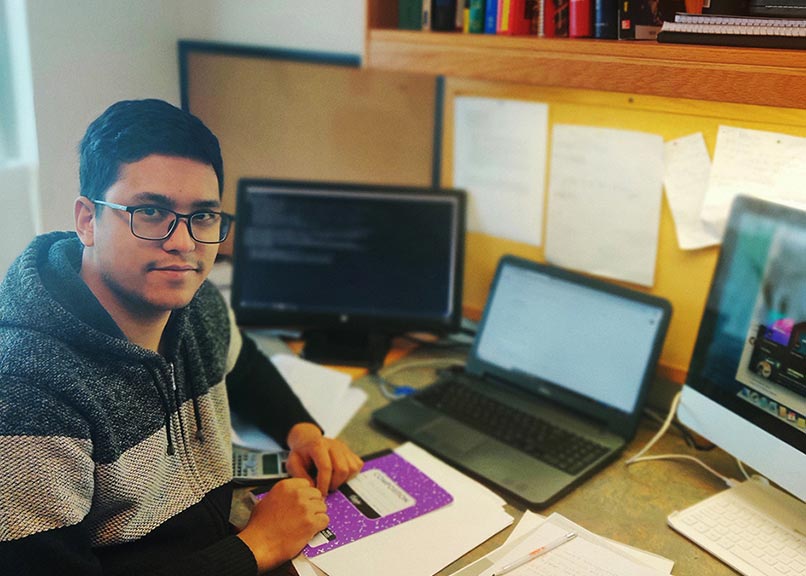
[168,362,190,452]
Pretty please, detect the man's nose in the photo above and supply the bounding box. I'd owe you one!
[162,217,196,251]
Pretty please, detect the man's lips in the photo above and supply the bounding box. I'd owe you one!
[149,263,202,274]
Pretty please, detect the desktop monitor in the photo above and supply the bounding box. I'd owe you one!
[231,179,466,369]
[678,195,806,501]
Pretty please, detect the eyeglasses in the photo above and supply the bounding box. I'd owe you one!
[92,200,234,244]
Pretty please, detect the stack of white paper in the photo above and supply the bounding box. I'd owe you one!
[293,442,514,576]
[230,352,367,451]
[451,511,674,576]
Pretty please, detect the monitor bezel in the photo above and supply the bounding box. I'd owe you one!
[230,178,466,335]
[680,195,806,500]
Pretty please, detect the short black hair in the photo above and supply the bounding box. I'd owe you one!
[78,99,224,200]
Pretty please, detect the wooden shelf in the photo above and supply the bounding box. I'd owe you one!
[366,29,806,109]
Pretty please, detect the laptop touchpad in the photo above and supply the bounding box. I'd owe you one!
[415,419,487,456]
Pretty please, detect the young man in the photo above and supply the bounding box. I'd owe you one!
[0,99,363,575]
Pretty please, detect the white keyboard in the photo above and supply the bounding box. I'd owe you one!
[668,477,806,576]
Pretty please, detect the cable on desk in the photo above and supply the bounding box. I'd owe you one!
[643,406,716,451]
[625,391,741,489]
[375,357,467,400]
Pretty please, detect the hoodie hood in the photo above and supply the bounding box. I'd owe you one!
[0,232,130,352]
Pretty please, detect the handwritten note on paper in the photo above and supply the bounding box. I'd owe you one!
[453,96,549,246]
[663,133,721,250]
[545,125,665,287]
[701,125,806,237]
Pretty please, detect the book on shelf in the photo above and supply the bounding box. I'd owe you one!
[433,0,459,30]
[422,0,432,30]
[619,0,685,39]
[538,0,570,37]
[569,0,592,36]
[657,13,806,47]
[399,0,424,30]
[484,0,500,32]
[497,0,537,34]
[594,0,619,38]
[748,0,806,18]
[468,0,487,32]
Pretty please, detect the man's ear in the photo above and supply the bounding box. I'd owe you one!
[75,196,96,247]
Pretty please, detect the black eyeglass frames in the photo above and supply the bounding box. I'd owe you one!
[91,200,234,244]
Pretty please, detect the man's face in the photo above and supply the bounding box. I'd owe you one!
[78,154,221,321]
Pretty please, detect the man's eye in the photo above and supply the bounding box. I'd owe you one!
[137,207,170,219]
[193,212,220,226]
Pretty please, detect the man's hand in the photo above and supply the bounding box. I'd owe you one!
[285,423,364,496]
[237,478,328,573]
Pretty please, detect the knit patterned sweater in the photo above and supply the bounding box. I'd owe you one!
[0,232,315,575]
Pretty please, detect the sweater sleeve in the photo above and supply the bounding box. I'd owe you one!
[0,527,257,576]
[226,332,320,447]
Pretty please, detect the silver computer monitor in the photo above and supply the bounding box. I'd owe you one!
[678,195,806,500]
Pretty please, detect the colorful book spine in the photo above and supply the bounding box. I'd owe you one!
[569,0,592,36]
[469,0,487,32]
[497,0,536,35]
[541,0,570,37]
[484,0,500,32]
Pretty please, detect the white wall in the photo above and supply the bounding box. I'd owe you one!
[191,0,365,57]
[26,0,185,233]
[26,0,366,234]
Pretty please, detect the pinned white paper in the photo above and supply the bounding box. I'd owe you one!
[701,125,806,237]
[453,96,549,246]
[663,133,721,250]
[545,125,665,287]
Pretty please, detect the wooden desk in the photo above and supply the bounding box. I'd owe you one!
[328,347,741,576]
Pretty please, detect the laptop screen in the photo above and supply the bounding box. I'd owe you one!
[471,257,670,431]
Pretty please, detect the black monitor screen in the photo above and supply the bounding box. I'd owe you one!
[231,179,465,366]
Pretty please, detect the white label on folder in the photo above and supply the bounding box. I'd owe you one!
[344,469,415,518]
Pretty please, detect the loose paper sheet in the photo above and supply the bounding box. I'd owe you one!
[453,96,549,246]
[545,125,665,287]
[701,125,806,237]
[663,133,721,250]
[230,349,367,451]
[451,511,673,576]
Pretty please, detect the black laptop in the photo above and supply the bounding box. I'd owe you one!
[373,255,672,507]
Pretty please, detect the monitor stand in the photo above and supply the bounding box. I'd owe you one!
[300,329,390,372]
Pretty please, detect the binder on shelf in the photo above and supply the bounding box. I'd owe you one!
[658,29,806,48]
[658,11,806,47]
[400,0,424,29]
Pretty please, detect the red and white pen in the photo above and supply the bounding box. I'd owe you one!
[492,531,578,576]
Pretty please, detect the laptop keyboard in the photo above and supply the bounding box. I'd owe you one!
[416,379,609,475]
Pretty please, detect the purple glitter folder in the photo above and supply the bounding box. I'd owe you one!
[302,450,454,557]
